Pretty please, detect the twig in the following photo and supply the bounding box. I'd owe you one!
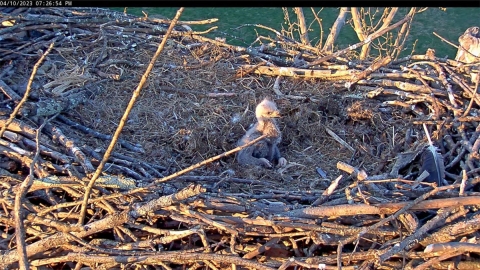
[378,206,459,263]
[56,115,144,154]
[31,252,276,270]
[147,134,267,186]
[414,249,465,270]
[325,127,355,153]
[311,8,324,48]
[432,31,459,50]
[243,237,280,259]
[48,124,95,174]
[0,80,21,100]
[312,175,343,206]
[345,184,441,247]
[14,114,56,270]
[347,55,392,88]
[463,69,480,117]
[278,258,295,270]
[337,241,343,270]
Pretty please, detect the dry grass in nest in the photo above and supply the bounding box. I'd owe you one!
[2,13,414,192]
[2,30,414,193]
[70,50,405,191]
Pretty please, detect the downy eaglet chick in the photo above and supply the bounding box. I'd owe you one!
[236,98,287,168]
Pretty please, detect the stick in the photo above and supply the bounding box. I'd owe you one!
[378,206,459,263]
[325,127,355,153]
[147,134,267,186]
[14,114,56,270]
[415,249,465,270]
[346,184,441,247]
[283,190,479,218]
[78,7,185,225]
[432,31,459,50]
[312,175,343,206]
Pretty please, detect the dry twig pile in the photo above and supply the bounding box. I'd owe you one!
[0,7,479,269]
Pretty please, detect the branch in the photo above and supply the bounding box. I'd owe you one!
[294,8,310,46]
[282,194,480,218]
[322,7,349,53]
[311,11,414,67]
[14,114,56,270]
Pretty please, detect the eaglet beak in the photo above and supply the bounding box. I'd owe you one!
[270,111,281,118]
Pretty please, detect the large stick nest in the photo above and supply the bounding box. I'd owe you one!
[0,7,480,270]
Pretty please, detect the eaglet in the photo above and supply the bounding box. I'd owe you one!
[236,98,287,168]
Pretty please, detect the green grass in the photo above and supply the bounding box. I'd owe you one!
[112,7,480,58]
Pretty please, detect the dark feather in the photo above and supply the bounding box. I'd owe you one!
[421,124,445,186]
